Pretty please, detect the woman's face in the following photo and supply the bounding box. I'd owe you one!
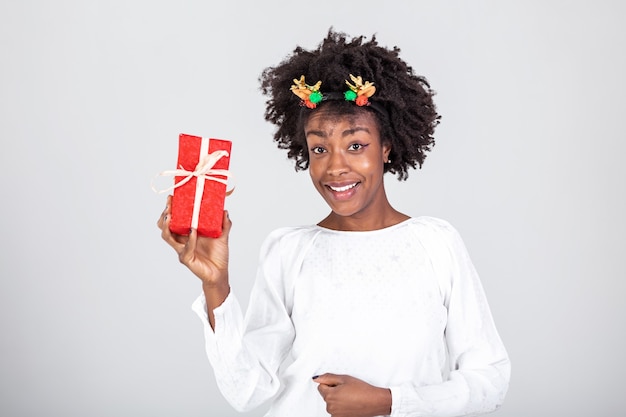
[305,110,391,222]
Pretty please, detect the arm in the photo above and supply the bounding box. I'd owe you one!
[193,227,299,411]
[197,228,298,411]
[158,196,295,411]
[157,195,231,328]
[390,220,511,416]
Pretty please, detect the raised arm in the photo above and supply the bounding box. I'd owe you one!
[157,194,231,328]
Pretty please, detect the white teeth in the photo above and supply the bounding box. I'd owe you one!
[329,183,357,192]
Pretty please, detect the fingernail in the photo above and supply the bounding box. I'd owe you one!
[312,375,319,380]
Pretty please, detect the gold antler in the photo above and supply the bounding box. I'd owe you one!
[346,74,376,98]
[290,75,323,108]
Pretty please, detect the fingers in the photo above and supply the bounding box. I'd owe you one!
[157,198,232,267]
[314,373,345,401]
[178,227,198,265]
[313,373,343,387]
[315,374,341,407]
[317,383,331,400]
[157,195,186,253]
[221,210,232,238]
[156,196,170,228]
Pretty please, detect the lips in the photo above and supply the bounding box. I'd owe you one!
[324,181,360,200]
[328,182,358,192]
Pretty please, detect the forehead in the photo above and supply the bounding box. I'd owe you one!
[304,109,378,131]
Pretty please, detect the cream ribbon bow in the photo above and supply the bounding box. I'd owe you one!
[152,149,233,229]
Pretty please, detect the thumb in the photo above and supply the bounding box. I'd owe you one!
[221,210,233,237]
[312,373,344,387]
[179,228,198,265]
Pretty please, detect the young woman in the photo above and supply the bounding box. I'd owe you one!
[158,29,510,417]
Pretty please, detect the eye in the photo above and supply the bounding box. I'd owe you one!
[310,146,326,154]
[348,143,367,151]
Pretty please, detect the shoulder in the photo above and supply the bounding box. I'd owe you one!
[259,225,321,257]
[405,216,462,241]
[403,216,470,263]
[256,226,322,294]
[263,225,320,245]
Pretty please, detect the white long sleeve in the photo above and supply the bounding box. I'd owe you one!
[192,217,510,416]
[388,220,510,416]
[192,226,312,411]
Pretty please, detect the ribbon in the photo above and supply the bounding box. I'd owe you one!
[152,138,233,229]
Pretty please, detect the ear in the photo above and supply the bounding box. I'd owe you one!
[382,141,392,163]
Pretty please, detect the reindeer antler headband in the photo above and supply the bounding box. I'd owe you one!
[291,74,378,109]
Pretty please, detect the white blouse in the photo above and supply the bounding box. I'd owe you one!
[192,217,510,417]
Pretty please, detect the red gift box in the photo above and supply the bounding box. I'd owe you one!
[169,134,232,238]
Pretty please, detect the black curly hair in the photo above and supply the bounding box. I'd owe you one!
[259,28,440,180]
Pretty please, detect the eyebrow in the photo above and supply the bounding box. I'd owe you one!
[305,126,371,139]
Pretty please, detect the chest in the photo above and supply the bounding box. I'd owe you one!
[290,234,447,357]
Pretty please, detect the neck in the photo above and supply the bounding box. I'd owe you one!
[318,206,410,231]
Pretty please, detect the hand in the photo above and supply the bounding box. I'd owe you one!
[313,373,392,417]
[157,195,231,287]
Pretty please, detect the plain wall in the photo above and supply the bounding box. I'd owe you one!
[1,0,625,416]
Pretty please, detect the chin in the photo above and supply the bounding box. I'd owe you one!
[328,204,361,218]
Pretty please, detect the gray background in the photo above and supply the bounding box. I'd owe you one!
[1,0,625,416]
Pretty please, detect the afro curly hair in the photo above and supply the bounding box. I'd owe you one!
[259,28,440,181]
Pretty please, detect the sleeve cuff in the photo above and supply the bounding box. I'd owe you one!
[388,384,430,417]
[389,385,404,417]
[191,290,237,325]
[191,292,244,360]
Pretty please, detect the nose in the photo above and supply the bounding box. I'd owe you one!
[326,151,349,176]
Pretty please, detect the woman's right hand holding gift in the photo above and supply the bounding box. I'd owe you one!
[157,194,231,328]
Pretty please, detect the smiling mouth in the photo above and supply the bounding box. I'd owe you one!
[327,182,359,192]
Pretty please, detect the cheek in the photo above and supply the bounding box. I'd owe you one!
[356,156,381,174]
[308,159,323,181]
